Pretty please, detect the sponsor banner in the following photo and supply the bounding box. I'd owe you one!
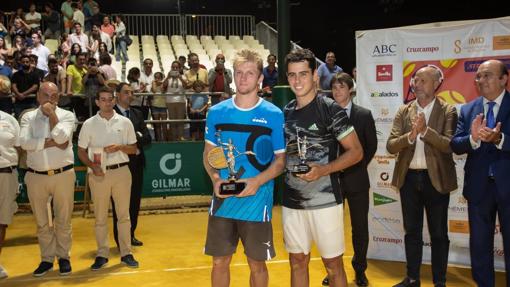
[143,142,212,196]
[357,17,510,269]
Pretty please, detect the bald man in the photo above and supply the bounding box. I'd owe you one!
[451,59,510,286]
[20,82,76,277]
[387,66,457,287]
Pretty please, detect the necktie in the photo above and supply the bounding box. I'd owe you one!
[125,109,130,118]
[486,101,496,128]
[487,101,496,177]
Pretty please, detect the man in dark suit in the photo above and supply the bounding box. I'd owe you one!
[112,82,151,246]
[451,59,510,287]
[387,66,458,287]
[322,72,377,287]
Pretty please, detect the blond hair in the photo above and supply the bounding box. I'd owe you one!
[233,49,263,75]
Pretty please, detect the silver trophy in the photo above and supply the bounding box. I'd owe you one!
[290,128,312,175]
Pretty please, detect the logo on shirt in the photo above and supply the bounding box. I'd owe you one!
[262,241,271,248]
[160,153,182,175]
[308,123,319,131]
[373,192,397,206]
[376,65,393,81]
[252,117,268,124]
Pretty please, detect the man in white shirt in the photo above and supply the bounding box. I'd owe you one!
[25,3,42,30]
[71,3,85,29]
[20,82,76,277]
[78,86,139,270]
[0,109,20,279]
[69,22,89,53]
[30,32,51,74]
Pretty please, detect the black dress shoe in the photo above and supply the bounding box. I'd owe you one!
[322,275,329,286]
[393,277,421,287]
[90,256,109,271]
[58,258,72,276]
[121,254,139,268]
[355,271,369,286]
[131,237,143,246]
[33,261,53,277]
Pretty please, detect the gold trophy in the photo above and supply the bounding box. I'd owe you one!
[290,128,312,175]
[207,132,255,195]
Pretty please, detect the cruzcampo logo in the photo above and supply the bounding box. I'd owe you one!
[373,192,397,206]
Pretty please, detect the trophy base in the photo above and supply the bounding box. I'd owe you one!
[219,181,246,195]
[290,164,311,176]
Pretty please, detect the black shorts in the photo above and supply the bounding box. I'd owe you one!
[204,215,276,261]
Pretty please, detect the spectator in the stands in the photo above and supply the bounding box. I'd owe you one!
[0,59,12,79]
[42,3,61,39]
[87,29,100,59]
[178,55,188,74]
[82,57,104,117]
[208,53,232,106]
[127,67,147,118]
[317,51,343,92]
[151,72,168,142]
[98,53,116,81]
[11,54,39,118]
[66,52,88,120]
[163,61,187,141]
[100,15,115,51]
[69,43,82,65]
[70,22,88,53]
[28,54,45,82]
[93,24,111,54]
[61,0,74,33]
[25,3,42,31]
[262,53,278,99]
[30,32,50,74]
[83,0,99,32]
[114,15,128,63]
[0,12,8,39]
[9,17,30,44]
[8,8,25,29]
[58,33,71,68]
[0,37,8,63]
[4,56,16,74]
[43,58,68,109]
[184,53,208,91]
[188,80,208,141]
[71,2,85,29]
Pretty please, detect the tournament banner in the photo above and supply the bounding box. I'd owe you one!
[142,142,213,197]
[356,17,510,269]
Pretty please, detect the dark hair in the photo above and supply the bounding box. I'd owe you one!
[171,60,181,68]
[47,58,58,66]
[188,52,198,59]
[19,54,30,62]
[88,57,97,66]
[285,48,316,71]
[73,21,81,27]
[127,67,140,82]
[70,43,81,55]
[154,72,164,79]
[96,86,114,100]
[99,53,112,65]
[330,72,354,90]
[77,52,88,58]
[267,54,276,60]
[71,3,78,9]
[44,2,54,9]
[29,54,38,61]
[116,82,130,93]
[31,32,41,40]
[178,55,186,61]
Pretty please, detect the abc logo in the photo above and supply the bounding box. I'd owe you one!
[373,44,397,55]
[160,153,182,175]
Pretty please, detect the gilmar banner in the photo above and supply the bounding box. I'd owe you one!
[142,142,213,196]
[356,16,510,269]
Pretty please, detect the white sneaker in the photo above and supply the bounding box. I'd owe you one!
[0,265,7,279]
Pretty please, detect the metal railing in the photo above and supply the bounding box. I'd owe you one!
[122,14,255,37]
[255,21,324,67]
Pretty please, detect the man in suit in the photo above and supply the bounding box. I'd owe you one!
[450,59,510,287]
[322,72,377,287]
[112,82,151,247]
[387,66,458,287]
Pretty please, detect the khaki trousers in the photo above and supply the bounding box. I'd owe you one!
[25,169,76,262]
[89,165,132,257]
